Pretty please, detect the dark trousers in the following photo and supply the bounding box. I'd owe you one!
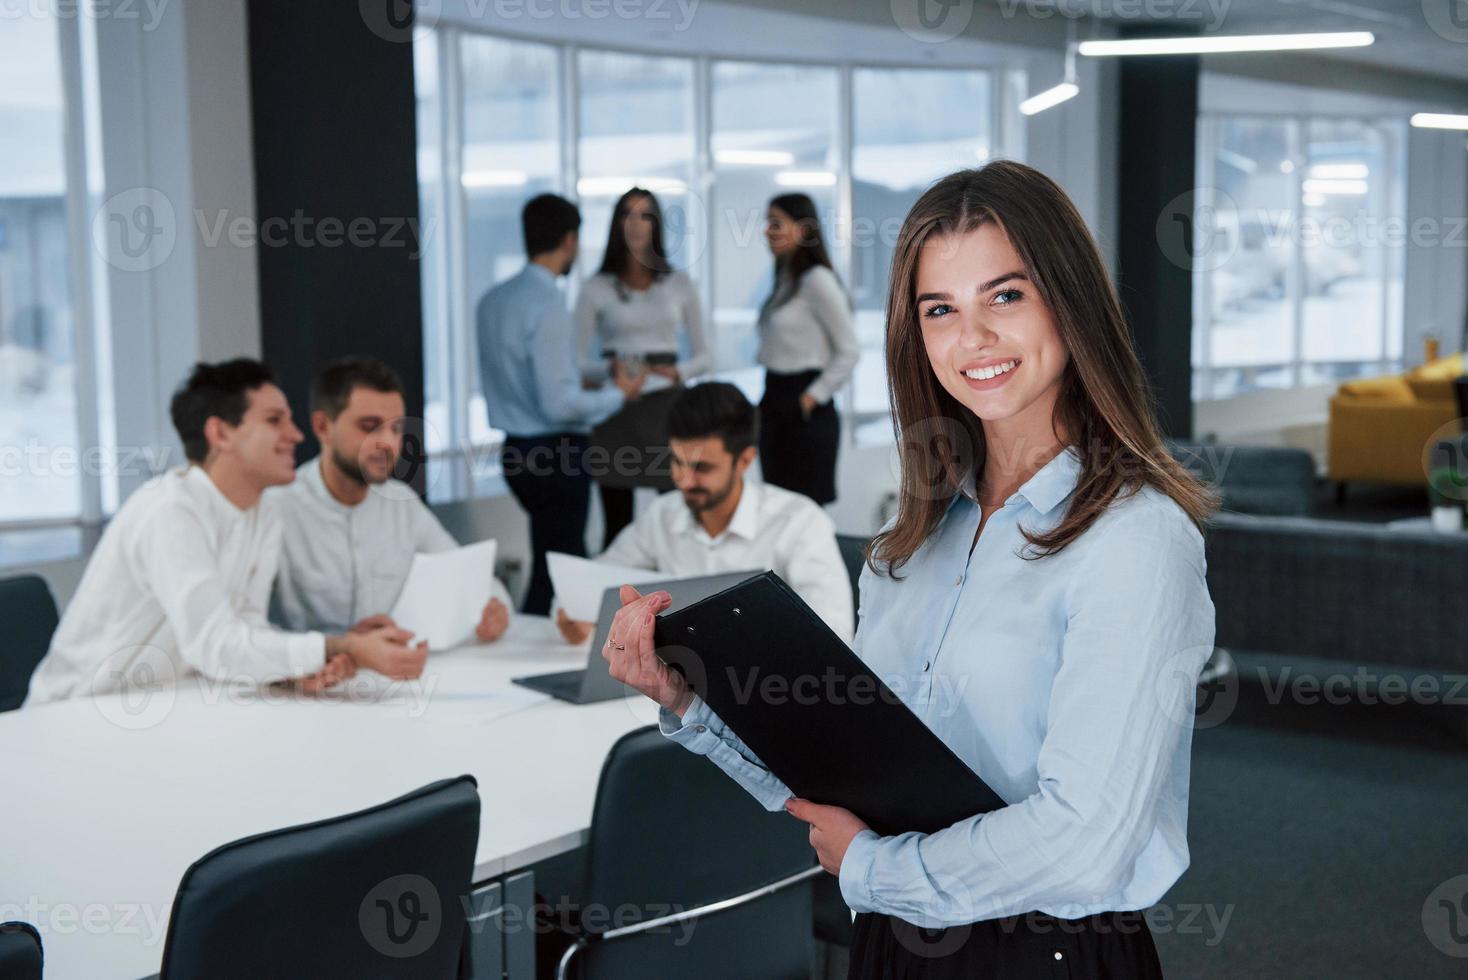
[849,910,1164,979]
[598,483,635,552]
[759,368,839,505]
[502,434,592,616]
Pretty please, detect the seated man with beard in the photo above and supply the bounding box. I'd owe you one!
[556,381,853,644]
[26,359,424,705]
[273,356,512,641]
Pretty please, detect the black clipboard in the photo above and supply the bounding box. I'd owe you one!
[652,570,1006,836]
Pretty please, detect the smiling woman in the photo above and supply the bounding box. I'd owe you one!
[608,160,1223,979]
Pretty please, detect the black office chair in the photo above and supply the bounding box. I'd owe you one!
[0,575,60,712]
[552,727,819,980]
[834,534,869,630]
[157,776,480,980]
[0,922,42,980]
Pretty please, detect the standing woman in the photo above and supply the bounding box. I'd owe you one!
[603,162,1218,977]
[575,188,710,549]
[757,194,860,506]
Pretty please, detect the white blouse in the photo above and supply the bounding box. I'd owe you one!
[574,270,710,382]
[757,265,861,404]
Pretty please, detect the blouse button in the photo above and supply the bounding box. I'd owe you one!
[922,661,931,672]
[953,576,963,587]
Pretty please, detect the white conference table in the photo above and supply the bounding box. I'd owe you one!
[1,616,661,980]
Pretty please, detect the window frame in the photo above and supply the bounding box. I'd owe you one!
[418,23,1018,503]
[1193,110,1407,402]
[0,13,107,541]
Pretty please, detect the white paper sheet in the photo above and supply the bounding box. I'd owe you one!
[547,551,661,622]
[389,539,498,650]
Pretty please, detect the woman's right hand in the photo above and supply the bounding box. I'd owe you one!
[602,585,693,717]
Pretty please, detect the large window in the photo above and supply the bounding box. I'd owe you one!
[415,26,1007,501]
[576,51,697,278]
[0,14,77,525]
[710,62,839,382]
[851,68,991,422]
[1194,114,1405,400]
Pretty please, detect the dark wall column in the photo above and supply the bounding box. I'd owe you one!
[247,0,426,483]
[1116,43,1199,439]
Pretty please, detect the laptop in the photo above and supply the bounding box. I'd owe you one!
[513,571,754,705]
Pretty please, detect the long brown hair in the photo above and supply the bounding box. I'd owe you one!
[761,192,840,317]
[870,161,1216,575]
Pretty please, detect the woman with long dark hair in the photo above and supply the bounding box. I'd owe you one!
[575,187,709,548]
[756,193,859,506]
[603,162,1218,977]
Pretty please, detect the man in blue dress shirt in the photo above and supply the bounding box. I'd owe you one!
[476,194,643,614]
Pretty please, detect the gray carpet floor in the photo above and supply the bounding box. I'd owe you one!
[1152,671,1468,978]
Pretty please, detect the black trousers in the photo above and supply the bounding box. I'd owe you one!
[759,368,839,505]
[501,434,592,616]
[598,483,635,552]
[849,910,1164,979]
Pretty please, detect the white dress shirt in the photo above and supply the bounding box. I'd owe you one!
[599,478,854,644]
[574,270,710,385]
[271,457,511,634]
[661,447,1216,926]
[26,467,326,706]
[756,265,860,404]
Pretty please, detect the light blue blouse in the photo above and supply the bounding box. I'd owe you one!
[661,445,1216,927]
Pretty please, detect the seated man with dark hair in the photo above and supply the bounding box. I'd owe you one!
[25,360,426,706]
[271,356,511,642]
[556,381,853,644]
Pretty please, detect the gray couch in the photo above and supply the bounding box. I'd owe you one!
[1171,442,1467,675]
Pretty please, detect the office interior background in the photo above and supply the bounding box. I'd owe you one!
[3,0,1468,977]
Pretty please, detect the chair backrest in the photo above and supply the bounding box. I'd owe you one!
[0,575,59,712]
[576,727,815,980]
[0,922,42,980]
[159,776,480,980]
[834,534,869,629]
[1167,441,1316,517]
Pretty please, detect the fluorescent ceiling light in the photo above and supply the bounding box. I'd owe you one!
[461,169,528,188]
[774,170,837,188]
[1078,31,1373,56]
[1019,82,1079,116]
[1308,163,1368,179]
[715,149,794,166]
[576,176,688,196]
[1411,112,1468,131]
[1301,178,1367,196]
[1216,148,1258,174]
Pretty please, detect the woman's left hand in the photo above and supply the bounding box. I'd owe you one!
[785,798,869,875]
[798,393,819,419]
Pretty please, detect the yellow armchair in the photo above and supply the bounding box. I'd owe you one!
[1327,353,1463,487]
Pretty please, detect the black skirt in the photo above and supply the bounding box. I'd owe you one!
[848,909,1165,979]
[758,368,839,505]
